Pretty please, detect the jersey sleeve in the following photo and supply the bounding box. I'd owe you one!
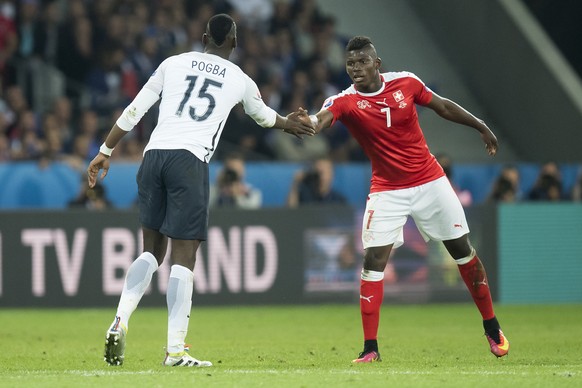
[322,85,355,126]
[407,72,433,106]
[241,75,277,128]
[115,88,160,131]
[115,58,167,131]
[142,57,169,96]
[322,90,350,127]
[321,96,339,126]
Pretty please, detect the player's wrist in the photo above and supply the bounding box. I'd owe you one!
[99,142,114,157]
[309,114,318,128]
[281,117,289,132]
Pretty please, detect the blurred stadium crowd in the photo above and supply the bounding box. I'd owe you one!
[0,0,367,166]
[0,0,581,207]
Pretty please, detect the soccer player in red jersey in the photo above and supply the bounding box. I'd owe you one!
[301,36,509,362]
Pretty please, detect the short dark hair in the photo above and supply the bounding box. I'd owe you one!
[346,36,373,51]
[207,14,235,46]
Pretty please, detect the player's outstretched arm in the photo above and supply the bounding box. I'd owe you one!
[273,111,316,139]
[426,93,498,156]
[87,124,128,188]
[294,108,334,135]
[87,87,160,187]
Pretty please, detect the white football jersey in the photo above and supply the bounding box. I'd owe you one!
[141,51,277,162]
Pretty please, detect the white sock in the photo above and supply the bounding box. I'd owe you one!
[115,252,159,329]
[361,269,385,281]
[166,264,194,354]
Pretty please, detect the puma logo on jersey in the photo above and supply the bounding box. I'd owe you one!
[375,98,389,107]
[360,295,374,303]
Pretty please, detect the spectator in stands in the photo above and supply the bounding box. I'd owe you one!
[0,1,17,86]
[227,0,274,31]
[219,104,272,160]
[571,169,582,202]
[33,0,60,65]
[269,29,297,91]
[210,152,262,209]
[66,0,87,20]
[287,157,346,207]
[269,0,293,34]
[315,16,349,84]
[68,179,112,210]
[291,0,324,61]
[103,106,146,162]
[76,109,102,158]
[51,96,74,150]
[500,164,521,199]
[85,42,137,115]
[40,111,65,162]
[436,153,473,207]
[184,16,205,54]
[0,105,8,154]
[488,176,517,202]
[307,58,339,103]
[130,32,163,86]
[4,85,28,129]
[8,109,42,160]
[57,15,93,100]
[488,164,521,203]
[269,91,330,161]
[118,137,144,162]
[0,131,9,161]
[143,8,185,58]
[15,0,40,60]
[528,161,563,201]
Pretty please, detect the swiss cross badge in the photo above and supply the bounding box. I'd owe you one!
[393,90,404,102]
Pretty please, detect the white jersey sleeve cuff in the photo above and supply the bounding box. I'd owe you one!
[116,87,160,131]
[253,105,277,128]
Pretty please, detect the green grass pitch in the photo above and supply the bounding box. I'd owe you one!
[1,304,581,387]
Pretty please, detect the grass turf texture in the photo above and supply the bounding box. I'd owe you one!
[1,304,581,387]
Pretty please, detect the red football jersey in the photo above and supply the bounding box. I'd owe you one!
[324,72,445,192]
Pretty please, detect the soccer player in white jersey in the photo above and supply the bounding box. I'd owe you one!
[87,14,315,367]
[300,36,509,363]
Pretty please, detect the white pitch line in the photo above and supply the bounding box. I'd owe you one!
[6,368,577,378]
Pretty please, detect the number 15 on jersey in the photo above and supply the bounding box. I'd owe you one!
[176,75,223,122]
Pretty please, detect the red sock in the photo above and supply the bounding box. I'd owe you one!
[360,279,384,340]
[458,256,495,320]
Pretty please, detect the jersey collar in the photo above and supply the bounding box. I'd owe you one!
[355,74,385,97]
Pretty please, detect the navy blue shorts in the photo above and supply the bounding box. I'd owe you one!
[137,149,209,240]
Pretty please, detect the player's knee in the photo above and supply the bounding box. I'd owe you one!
[454,246,476,265]
[364,248,390,271]
[444,235,474,261]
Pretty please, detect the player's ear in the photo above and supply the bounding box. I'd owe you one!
[202,33,209,46]
[376,57,382,69]
[232,36,237,49]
